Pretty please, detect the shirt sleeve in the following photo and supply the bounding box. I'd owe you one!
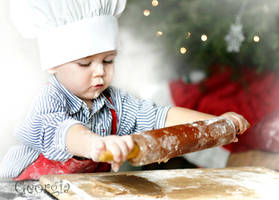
[134,99,171,132]
[14,89,83,161]
[114,88,172,134]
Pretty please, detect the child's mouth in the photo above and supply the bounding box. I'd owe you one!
[94,84,104,88]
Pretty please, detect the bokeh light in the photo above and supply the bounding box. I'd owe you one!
[201,34,208,41]
[143,9,150,16]
[180,47,187,54]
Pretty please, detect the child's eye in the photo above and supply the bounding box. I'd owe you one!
[103,60,114,64]
[78,62,91,67]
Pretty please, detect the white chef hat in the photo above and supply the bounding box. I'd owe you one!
[10,0,126,70]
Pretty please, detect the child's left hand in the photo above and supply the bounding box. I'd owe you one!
[220,112,250,142]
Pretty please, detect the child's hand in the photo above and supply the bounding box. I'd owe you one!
[220,112,250,141]
[89,135,134,172]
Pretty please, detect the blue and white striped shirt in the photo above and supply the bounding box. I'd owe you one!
[0,75,170,179]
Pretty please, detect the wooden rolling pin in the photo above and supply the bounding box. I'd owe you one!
[99,117,238,166]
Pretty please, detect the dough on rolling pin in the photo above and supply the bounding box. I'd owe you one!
[129,117,236,166]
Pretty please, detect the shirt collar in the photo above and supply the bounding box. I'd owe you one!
[49,75,115,115]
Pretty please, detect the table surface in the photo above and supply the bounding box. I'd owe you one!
[0,180,55,200]
[40,167,279,200]
[2,167,279,200]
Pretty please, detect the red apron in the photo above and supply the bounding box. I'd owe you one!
[14,96,117,181]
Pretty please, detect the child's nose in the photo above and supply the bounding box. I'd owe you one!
[93,63,104,76]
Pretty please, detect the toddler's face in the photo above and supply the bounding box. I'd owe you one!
[52,50,116,107]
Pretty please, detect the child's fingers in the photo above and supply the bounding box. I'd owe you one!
[93,135,134,164]
[222,112,250,134]
[106,140,122,163]
[233,137,239,143]
[117,139,129,161]
[95,140,106,152]
[111,162,121,172]
[243,117,250,132]
[231,113,250,134]
[122,135,134,152]
[229,113,242,133]
[90,138,105,161]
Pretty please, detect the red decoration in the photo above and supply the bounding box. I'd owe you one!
[169,66,279,153]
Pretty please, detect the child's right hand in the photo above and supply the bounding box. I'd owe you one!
[89,135,134,172]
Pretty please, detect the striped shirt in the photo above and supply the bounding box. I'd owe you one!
[0,75,171,179]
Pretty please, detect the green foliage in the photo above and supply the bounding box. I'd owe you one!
[120,0,279,71]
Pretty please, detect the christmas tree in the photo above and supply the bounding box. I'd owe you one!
[120,0,279,74]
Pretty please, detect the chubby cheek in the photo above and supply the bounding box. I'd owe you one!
[104,65,114,86]
[66,71,90,94]
[76,72,92,90]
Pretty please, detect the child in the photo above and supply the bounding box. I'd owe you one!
[0,0,249,180]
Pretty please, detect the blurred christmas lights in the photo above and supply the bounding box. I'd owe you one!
[253,35,260,42]
[185,32,191,39]
[156,31,163,36]
[180,47,187,54]
[201,34,208,41]
[143,9,150,16]
[152,0,159,7]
